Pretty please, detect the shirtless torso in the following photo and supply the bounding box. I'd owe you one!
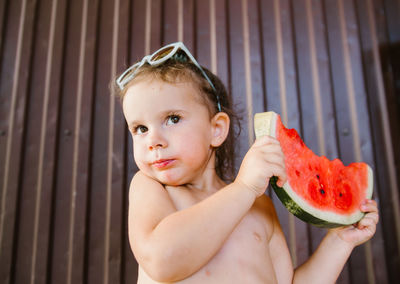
[136,184,292,284]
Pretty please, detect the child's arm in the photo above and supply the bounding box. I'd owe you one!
[293,199,378,284]
[129,136,286,282]
[128,172,256,282]
[268,199,379,284]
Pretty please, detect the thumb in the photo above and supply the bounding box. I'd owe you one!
[275,176,287,188]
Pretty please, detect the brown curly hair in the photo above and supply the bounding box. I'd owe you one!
[113,60,241,182]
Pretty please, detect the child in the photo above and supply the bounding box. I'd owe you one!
[114,42,379,283]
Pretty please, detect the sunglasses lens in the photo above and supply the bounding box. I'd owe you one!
[117,63,141,87]
[150,46,175,62]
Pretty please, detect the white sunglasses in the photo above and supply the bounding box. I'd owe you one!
[116,42,221,112]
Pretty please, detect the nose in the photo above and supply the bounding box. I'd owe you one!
[147,128,167,150]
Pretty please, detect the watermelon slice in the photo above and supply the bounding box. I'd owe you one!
[254,111,373,228]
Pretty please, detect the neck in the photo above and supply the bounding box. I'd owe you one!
[186,149,226,192]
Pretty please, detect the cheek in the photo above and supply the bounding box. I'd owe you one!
[133,141,146,165]
[175,133,211,159]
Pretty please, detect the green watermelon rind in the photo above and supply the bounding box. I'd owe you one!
[270,177,341,228]
[255,111,374,228]
[270,177,371,228]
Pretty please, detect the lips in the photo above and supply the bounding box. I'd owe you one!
[152,159,175,169]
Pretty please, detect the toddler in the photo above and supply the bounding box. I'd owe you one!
[114,42,379,283]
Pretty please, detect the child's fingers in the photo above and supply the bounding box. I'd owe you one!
[261,161,286,178]
[356,209,379,232]
[276,177,287,188]
[363,211,379,225]
[259,143,284,154]
[361,199,378,213]
[261,151,285,167]
[357,216,377,232]
[259,145,286,187]
[364,198,377,206]
[251,135,287,187]
[253,135,280,147]
[359,200,379,226]
[268,164,287,187]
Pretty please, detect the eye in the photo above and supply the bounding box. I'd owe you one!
[166,114,181,125]
[133,125,148,134]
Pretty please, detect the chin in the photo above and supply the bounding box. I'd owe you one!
[159,178,185,186]
[156,173,188,186]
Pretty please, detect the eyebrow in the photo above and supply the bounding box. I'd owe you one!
[127,120,140,130]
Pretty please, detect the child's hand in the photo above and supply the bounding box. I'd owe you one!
[329,199,379,247]
[235,135,287,197]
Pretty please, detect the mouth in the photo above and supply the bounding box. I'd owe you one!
[152,159,175,169]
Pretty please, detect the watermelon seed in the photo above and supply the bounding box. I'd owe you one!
[316,174,320,179]
[320,189,325,194]
[339,193,343,197]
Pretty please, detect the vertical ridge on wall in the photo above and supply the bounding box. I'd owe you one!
[0,0,27,254]
[31,0,59,282]
[1,0,39,282]
[178,0,184,42]
[273,0,288,125]
[305,0,325,156]
[210,0,217,74]
[145,0,152,54]
[241,0,254,144]
[0,1,7,57]
[119,0,135,282]
[178,0,183,42]
[67,0,88,283]
[2,0,27,192]
[364,0,400,260]
[337,0,362,163]
[104,0,120,282]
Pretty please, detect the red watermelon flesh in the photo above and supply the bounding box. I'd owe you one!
[254,111,373,227]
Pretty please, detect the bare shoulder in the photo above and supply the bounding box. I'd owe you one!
[130,170,161,195]
[128,172,181,277]
[129,171,173,205]
[128,171,177,240]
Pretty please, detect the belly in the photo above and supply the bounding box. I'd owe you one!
[190,217,277,283]
[137,213,278,284]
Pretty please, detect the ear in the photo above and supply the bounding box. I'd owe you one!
[210,112,230,147]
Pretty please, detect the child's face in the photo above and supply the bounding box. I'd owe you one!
[123,78,216,186]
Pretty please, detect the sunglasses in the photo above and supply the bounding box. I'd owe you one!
[116,42,222,112]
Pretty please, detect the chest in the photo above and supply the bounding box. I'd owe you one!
[165,186,274,247]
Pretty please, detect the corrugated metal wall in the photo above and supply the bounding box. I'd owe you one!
[0,0,399,283]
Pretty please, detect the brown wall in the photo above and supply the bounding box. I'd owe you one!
[1,0,399,283]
